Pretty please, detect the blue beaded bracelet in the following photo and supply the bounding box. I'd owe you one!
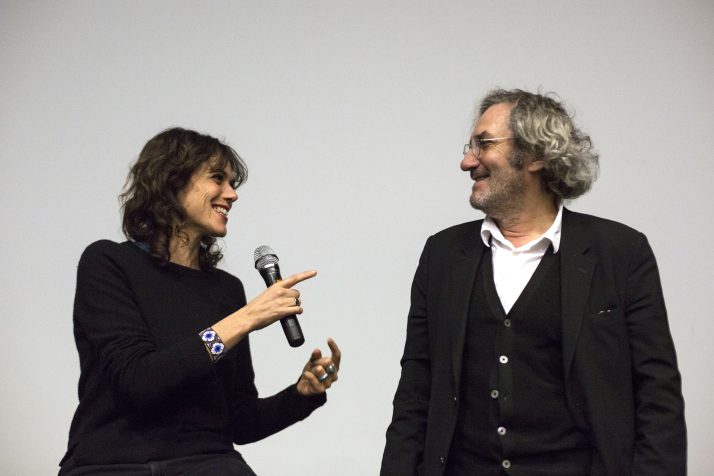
[199,327,225,363]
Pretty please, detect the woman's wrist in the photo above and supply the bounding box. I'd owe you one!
[229,306,258,334]
[209,309,253,354]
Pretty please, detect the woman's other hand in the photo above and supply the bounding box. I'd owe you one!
[297,338,341,396]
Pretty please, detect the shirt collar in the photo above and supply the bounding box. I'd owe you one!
[480,203,564,253]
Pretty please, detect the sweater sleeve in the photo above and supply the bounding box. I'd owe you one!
[227,336,326,445]
[73,241,214,409]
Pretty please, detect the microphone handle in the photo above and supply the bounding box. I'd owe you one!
[280,315,305,348]
[258,264,305,347]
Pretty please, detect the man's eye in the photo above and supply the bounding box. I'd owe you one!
[470,138,490,150]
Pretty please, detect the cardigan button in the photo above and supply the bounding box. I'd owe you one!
[439,456,446,466]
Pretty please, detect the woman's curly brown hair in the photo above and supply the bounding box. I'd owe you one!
[120,127,247,270]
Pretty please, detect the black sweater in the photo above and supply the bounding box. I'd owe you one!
[60,240,325,472]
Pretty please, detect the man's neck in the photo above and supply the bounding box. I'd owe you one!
[490,198,559,248]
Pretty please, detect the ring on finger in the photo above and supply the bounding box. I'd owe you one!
[317,373,329,382]
[295,297,301,307]
[326,363,336,375]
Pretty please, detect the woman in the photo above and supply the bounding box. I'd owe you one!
[59,128,340,475]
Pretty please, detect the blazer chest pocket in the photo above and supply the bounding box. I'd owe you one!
[589,304,622,325]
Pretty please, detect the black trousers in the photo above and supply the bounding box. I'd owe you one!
[61,452,257,476]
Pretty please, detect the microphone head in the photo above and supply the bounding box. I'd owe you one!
[254,245,279,269]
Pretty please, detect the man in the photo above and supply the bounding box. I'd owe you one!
[381,89,686,475]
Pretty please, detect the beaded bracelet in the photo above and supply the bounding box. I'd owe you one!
[199,327,225,363]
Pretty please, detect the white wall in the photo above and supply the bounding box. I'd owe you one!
[1,0,712,474]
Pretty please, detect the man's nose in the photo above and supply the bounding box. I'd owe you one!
[460,150,479,171]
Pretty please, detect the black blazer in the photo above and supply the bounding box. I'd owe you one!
[381,209,686,476]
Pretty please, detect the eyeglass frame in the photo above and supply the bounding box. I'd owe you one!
[462,136,514,156]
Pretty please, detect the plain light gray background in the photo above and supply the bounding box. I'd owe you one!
[1,1,712,474]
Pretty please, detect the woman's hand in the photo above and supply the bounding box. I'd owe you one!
[297,338,341,396]
[211,270,316,351]
[241,270,317,332]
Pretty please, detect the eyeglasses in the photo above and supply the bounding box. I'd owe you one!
[463,136,514,156]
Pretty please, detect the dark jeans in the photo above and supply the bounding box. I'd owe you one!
[62,452,257,476]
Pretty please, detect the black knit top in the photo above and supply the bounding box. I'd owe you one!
[59,240,325,473]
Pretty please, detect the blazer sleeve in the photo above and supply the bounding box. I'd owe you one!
[381,238,433,476]
[626,233,686,475]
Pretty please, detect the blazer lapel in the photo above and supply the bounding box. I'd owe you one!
[449,226,486,387]
[560,209,596,380]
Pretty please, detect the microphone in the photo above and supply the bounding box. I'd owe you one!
[253,245,305,348]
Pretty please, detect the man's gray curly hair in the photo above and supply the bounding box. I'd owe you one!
[479,89,599,200]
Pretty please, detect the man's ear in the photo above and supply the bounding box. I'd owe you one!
[527,160,546,172]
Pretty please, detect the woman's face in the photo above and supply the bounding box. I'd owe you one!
[177,159,237,242]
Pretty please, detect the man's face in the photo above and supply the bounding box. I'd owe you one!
[460,102,527,217]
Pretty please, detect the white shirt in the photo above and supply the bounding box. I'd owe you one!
[480,204,564,314]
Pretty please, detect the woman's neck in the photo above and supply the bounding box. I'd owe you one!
[168,232,201,269]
